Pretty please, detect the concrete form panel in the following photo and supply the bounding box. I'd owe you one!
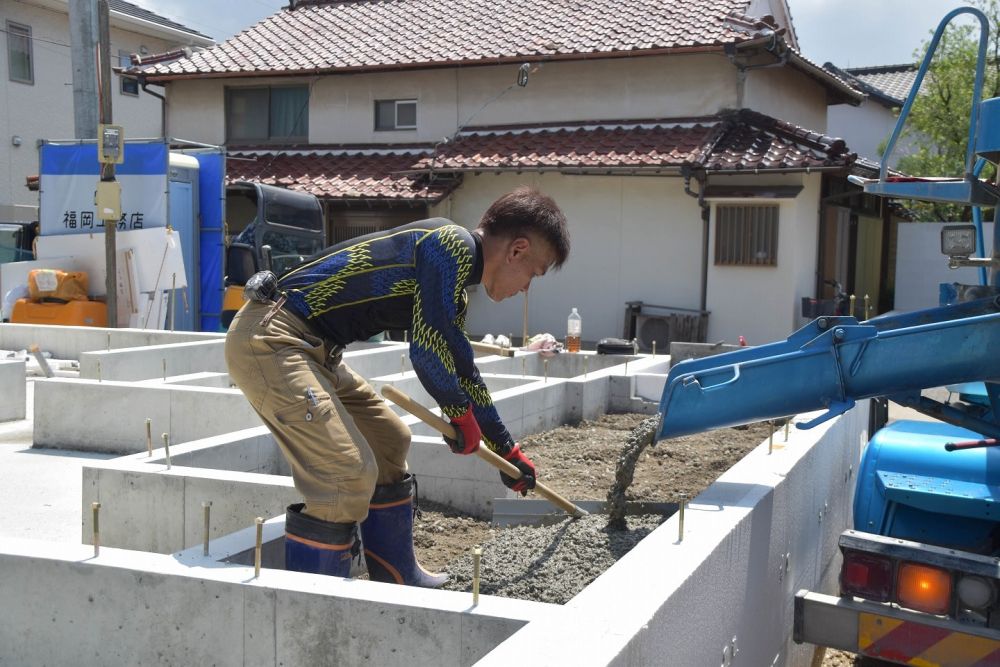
[478,404,868,666]
[78,339,227,381]
[0,359,26,421]
[0,323,220,360]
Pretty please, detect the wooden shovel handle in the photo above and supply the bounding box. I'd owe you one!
[381,385,587,518]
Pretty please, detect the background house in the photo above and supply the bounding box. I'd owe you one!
[821,63,925,314]
[129,0,872,346]
[0,0,212,221]
[824,62,922,165]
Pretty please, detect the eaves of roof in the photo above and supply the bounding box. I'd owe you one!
[823,62,905,108]
[232,109,857,202]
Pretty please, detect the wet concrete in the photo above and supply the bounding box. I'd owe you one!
[605,417,659,530]
[442,513,663,604]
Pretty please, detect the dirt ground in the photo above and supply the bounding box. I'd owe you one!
[411,412,862,664]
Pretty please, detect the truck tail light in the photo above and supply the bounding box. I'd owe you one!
[897,562,952,615]
[956,575,995,610]
[841,550,893,601]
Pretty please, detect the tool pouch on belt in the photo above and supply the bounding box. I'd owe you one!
[244,271,278,303]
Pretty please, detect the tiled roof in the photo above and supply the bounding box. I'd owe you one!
[135,0,773,76]
[225,149,453,201]
[110,0,213,42]
[133,1,862,103]
[847,64,920,104]
[824,63,921,107]
[416,110,853,174]
[232,110,855,202]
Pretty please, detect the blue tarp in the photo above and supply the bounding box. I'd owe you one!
[191,150,226,332]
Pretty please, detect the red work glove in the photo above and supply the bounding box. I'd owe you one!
[444,405,481,455]
[500,443,536,495]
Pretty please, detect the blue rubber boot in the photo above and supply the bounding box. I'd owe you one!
[361,474,448,588]
[284,503,359,577]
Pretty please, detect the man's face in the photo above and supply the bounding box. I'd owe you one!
[484,235,556,302]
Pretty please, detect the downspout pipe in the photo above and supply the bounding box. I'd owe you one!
[683,165,711,312]
[138,74,167,136]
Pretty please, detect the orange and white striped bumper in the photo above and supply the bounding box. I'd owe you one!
[795,591,1000,667]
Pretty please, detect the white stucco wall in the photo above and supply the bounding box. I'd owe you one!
[894,221,994,312]
[0,1,199,211]
[744,66,828,132]
[164,54,743,147]
[827,100,923,167]
[429,172,706,345]
[704,172,822,345]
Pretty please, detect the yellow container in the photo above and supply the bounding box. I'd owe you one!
[11,299,108,327]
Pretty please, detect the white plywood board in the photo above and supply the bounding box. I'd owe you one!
[35,227,186,297]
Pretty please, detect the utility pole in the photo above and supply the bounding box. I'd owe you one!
[97,0,118,326]
[68,0,98,139]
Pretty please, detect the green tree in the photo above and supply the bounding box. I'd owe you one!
[893,0,1000,221]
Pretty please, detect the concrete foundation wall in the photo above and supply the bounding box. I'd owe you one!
[479,402,868,666]
[79,340,227,381]
[0,359,26,421]
[0,538,551,667]
[0,323,221,360]
[33,378,259,452]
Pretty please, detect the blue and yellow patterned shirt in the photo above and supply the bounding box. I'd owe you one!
[277,218,513,452]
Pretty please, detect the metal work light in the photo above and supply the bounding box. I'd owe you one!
[897,562,952,615]
[941,224,977,257]
[841,550,893,602]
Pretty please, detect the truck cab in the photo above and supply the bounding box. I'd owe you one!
[222,181,325,327]
[0,221,37,264]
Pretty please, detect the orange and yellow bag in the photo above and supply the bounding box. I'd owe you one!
[27,269,89,303]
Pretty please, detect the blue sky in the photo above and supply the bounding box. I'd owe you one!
[145,0,975,69]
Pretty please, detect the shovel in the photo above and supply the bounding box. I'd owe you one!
[380,385,588,518]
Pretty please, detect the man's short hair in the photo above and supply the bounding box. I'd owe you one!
[478,186,570,268]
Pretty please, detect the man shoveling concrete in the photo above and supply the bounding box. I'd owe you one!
[225,186,571,587]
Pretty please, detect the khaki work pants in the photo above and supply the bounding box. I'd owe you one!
[224,300,410,524]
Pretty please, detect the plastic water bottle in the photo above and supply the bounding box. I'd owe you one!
[566,307,582,353]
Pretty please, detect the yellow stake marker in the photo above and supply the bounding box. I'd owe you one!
[849,294,856,318]
[864,294,871,321]
[254,517,264,578]
[472,545,482,605]
[92,501,101,557]
[145,418,152,456]
[652,340,657,356]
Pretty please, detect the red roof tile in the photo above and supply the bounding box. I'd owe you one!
[226,150,452,201]
[231,111,855,202]
[414,111,852,173]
